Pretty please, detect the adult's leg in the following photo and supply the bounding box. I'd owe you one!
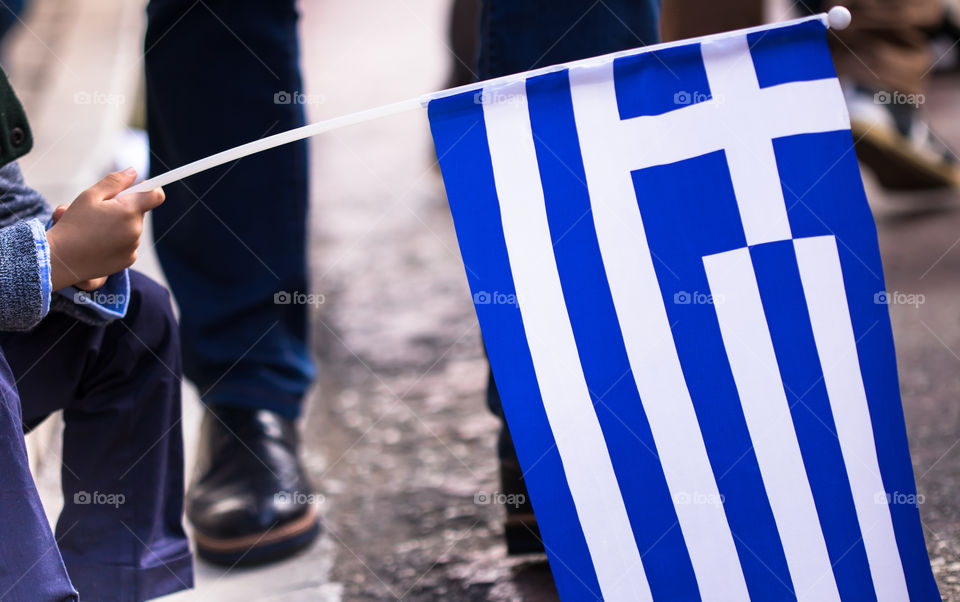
[0,349,76,601]
[144,0,320,565]
[145,0,313,418]
[0,272,191,601]
[447,0,480,88]
[825,0,941,95]
[478,0,660,553]
[660,0,761,42]
[479,0,659,79]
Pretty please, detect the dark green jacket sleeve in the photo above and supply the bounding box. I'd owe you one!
[0,67,32,169]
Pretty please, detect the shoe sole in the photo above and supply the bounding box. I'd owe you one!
[193,505,321,566]
[851,119,960,191]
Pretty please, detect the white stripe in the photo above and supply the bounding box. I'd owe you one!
[794,235,909,600]
[701,37,793,246]
[482,82,652,602]
[569,63,750,601]
[704,247,841,602]
[612,77,848,172]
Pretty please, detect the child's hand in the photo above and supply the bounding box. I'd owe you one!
[50,204,106,291]
[46,168,164,291]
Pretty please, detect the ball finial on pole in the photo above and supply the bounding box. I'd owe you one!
[827,6,851,30]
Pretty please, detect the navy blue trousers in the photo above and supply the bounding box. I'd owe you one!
[0,272,192,601]
[145,0,314,419]
[479,0,661,458]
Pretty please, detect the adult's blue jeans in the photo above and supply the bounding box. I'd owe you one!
[479,0,660,457]
[145,0,314,419]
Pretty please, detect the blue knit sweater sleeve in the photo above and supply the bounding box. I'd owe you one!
[0,218,51,331]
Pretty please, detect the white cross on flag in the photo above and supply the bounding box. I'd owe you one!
[429,13,939,602]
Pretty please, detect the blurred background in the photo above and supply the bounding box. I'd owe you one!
[6,0,960,599]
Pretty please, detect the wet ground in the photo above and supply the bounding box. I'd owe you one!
[297,4,558,597]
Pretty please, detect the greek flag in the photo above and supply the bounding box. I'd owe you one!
[429,16,939,602]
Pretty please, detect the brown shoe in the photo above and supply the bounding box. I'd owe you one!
[844,82,960,191]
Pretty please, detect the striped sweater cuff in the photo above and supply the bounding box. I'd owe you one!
[27,218,51,317]
[0,218,51,331]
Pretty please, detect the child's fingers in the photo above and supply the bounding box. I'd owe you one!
[51,204,69,223]
[75,276,109,291]
[87,167,137,201]
[121,187,165,213]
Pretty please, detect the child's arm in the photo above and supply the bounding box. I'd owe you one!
[0,161,52,224]
[0,161,58,330]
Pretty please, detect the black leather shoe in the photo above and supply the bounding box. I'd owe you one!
[187,405,320,566]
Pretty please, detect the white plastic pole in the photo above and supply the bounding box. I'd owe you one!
[126,9,850,195]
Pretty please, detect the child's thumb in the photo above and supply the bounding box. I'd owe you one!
[119,187,165,213]
[89,167,138,200]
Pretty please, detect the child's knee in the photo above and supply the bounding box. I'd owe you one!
[124,271,179,352]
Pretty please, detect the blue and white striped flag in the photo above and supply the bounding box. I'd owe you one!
[429,15,939,602]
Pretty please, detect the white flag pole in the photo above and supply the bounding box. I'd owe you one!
[125,7,850,195]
